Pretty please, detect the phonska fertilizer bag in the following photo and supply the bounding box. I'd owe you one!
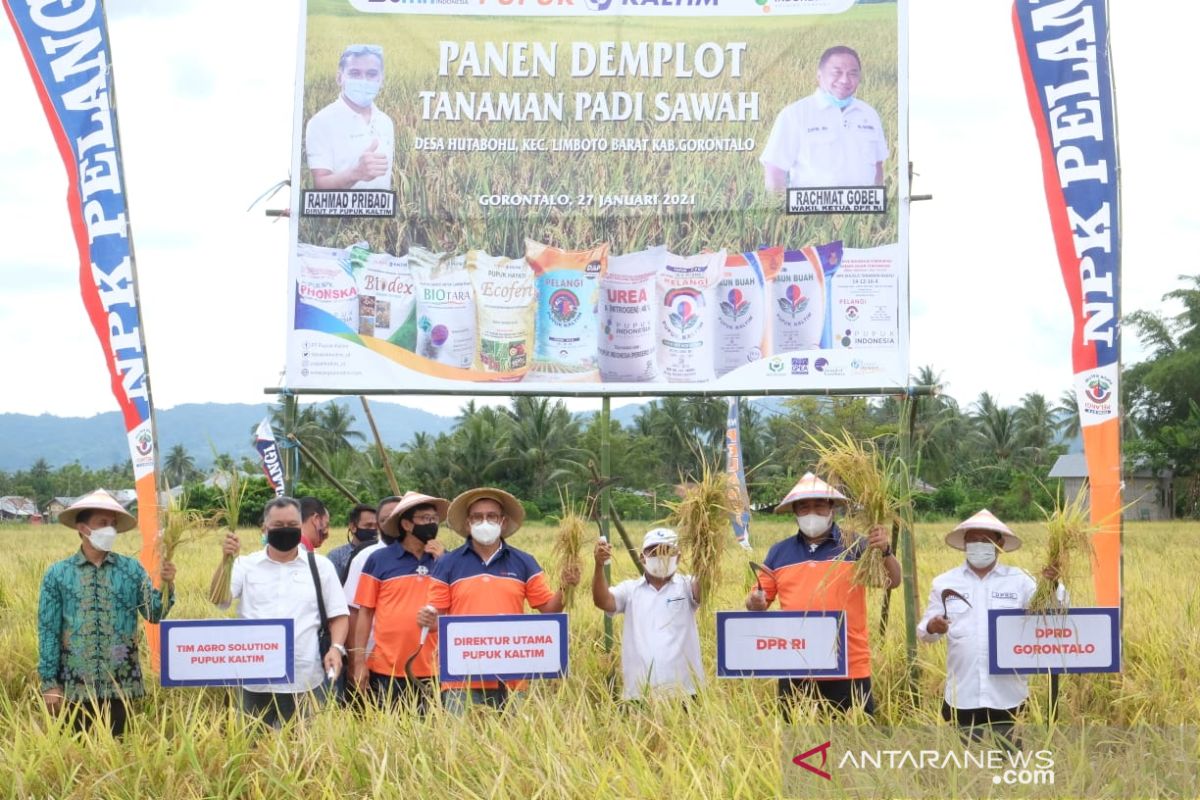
[352,248,416,348]
[598,245,666,382]
[526,239,608,381]
[296,243,359,332]
[771,240,843,353]
[466,249,536,379]
[657,249,724,383]
[715,246,783,377]
[409,246,477,369]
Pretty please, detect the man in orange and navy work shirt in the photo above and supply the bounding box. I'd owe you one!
[747,472,900,718]
[416,487,580,714]
[351,491,448,713]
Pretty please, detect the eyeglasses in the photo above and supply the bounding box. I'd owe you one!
[412,514,440,525]
[468,513,504,525]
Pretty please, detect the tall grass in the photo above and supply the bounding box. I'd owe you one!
[1,518,1197,797]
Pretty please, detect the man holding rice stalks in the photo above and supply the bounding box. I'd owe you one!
[211,496,349,728]
[745,473,899,718]
[592,528,704,702]
[416,487,580,714]
[350,492,449,713]
[917,510,1063,743]
[38,490,176,737]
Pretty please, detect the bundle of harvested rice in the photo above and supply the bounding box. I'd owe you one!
[552,489,590,611]
[160,489,209,565]
[807,429,910,588]
[1029,488,1094,613]
[207,469,247,607]
[665,454,733,612]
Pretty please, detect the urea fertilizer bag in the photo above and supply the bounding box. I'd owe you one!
[409,246,477,369]
[526,239,608,381]
[351,247,416,348]
[598,246,666,382]
[715,246,783,377]
[657,249,724,383]
[771,241,843,353]
[296,243,359,332]
[466,249,535,379]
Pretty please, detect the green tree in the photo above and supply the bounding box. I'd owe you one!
[163,444,198,487]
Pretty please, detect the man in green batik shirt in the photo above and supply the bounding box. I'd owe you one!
[37,490,175,737]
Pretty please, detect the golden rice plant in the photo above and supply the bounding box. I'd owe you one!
[206,468,247,606]
[807,429,911,588]
[1029,487,1095,614]
[664,453,734,613]
[552,488,590,611]
[160,489,209,565]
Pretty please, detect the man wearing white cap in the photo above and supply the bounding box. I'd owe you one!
[416,487,580,713]
[592,528,703,701]
[37,489,176,736]
[746,472,899,717]
[918,509,1062,742]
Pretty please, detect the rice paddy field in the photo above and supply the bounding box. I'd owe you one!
[1,517,1198,798]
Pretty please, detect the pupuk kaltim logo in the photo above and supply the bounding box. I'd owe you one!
[793,741,833,780]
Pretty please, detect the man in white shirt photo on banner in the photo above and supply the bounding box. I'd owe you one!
[917,510,1062,744]
[592,528,703,702]
[305,43,394,191]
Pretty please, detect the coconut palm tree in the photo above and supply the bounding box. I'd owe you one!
[163,444,197,487]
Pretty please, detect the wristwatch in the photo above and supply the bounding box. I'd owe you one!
[882,546,894,558]
[331,643,347,657]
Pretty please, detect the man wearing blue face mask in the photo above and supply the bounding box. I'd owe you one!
[38,489,176,737]
[306,43,394,191]
[760,45,888,192]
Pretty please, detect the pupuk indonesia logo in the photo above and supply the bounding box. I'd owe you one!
[135,429,153,456]
[1084,374,1112,404]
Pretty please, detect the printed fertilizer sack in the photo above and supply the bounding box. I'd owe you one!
[353,249,416,348]
[466,249,535,379]
[657,249,724,383]
[598,245,666,382]
[771,241,842,353]
[526,239,608,381]
[410,246,477,369]
[296,243,358,332]
[715,246,783,377]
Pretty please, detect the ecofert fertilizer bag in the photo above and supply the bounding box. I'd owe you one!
[598,245,666,382]
[715,246,783,377]
[526,239,608,381]
[409,246,477,369]
[466,249,536,379]
[771,240,843,353]
[657,249,724,383]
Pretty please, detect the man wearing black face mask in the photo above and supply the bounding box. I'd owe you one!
[211,496,349,727]
[328,504,379,585]
[349,491,448,711]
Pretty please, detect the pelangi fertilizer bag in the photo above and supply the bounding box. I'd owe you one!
[350,245,416,348]
[410,246,477,369]
[598,245,666,382]
[657,249,724,383]
[771,240,843,353]
[715,246,783,377]
[466,249,535,379]
[296,243,359,332]
[526,238,608,381]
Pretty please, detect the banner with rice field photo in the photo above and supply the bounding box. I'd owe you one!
[285,0,909,395]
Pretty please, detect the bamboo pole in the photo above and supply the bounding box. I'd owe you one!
[899,394,921,698]
[600,396,613,653]
[359,396,401,496]
[287,434,360,504]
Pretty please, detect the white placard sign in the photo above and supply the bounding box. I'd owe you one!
[160,619,294,686]
[717,611,847,678]
[439,614,568,681]
[989,608,1120,674]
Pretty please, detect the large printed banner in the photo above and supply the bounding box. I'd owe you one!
[286,0,909,394]
[4,3,163,619]
[1013,0,1121,607]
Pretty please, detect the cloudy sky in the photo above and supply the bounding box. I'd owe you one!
[0,0,1193,421]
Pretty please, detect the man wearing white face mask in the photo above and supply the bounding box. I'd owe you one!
[592,528,703,701]
[417,487,580,713]
[918,510,1063,742]
[306,43,394,191]
[37,490,176,737]
[746,472,899,718]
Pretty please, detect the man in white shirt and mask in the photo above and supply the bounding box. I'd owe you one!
[592,528,703,702]
[305,44,394,191]
[917,509,1061,742]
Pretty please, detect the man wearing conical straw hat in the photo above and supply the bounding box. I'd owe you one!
[917,509,1062,743]
[746,472,900,718]
[415,487,581,714]
[37,489,176,736]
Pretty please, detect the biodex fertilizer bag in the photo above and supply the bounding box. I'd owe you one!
[657,249,724,383]
[598,245,666,382]
[526,239,608,381]
[771,241,843,353]
[352,248,416,348]
[466,249,536,379]
[715,246,783,377]
[410,246,477,369]
[296,243,359,332]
